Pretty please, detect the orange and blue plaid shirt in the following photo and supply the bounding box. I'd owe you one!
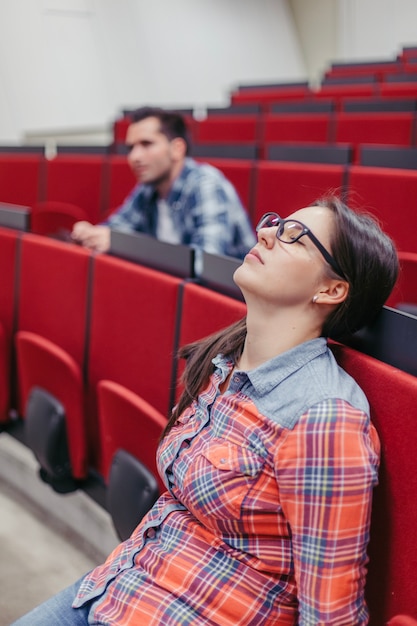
[74,338,380,625]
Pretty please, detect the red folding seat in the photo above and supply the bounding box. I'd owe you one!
[262,113,334,145]
[330,342,417,624]
[379,82,417,98]
[314,83,377,101]
[194,115,261,144]
[97,380,166,492]
[335,112,415,162]
[30,201,89,237]
[174,281,246,400]
[113,117,131,145]
[43,155,107,224]
[0,227,20,422]
[347,165,417,253]
[103,155,137,219]
[231,85,311,107]
[15,234,92,480]
[385,251,417,311]
[87,255,182,475]
[0,154,45,206]
[252,161,348,228]
[387,617,417,626]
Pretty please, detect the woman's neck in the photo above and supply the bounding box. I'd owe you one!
[238,307,322,371]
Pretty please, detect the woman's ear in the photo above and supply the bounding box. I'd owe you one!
[314,279,349,306]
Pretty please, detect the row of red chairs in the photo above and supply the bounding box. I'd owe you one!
[2,152,417,256]
[230,81,417,106]
[0,228,246,486]
[1,226,417,624]
[113,109,417,157]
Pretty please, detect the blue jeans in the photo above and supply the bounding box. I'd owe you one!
[11,576,91,625]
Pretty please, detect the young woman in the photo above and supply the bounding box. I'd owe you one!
[13,196,399,625]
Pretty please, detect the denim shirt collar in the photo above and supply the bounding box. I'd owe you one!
[213,337,328,396]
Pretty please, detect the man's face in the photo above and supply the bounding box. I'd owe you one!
[126,117,178,187]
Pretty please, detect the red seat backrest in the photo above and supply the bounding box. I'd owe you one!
[105,155,137,219]
[0,155,44,206]
[252,161,348,227]
[194,115,261,143]
[347,165,417,252]
[262,113,334,144]
[335,112,415,162]
[87,255,182,472]
[0,227,20,421]
[174,281,246,398]
[17,234,92,367]
[97,379,167,490]
[44,155,107,224]
[15,235,92,478]
[330,342,417,624]
[386,251,417,309]
[231,86,311,106]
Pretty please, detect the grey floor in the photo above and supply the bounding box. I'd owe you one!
[0,432,119,625]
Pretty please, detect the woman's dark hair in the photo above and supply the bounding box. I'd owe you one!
[130,106,190,154]
[315,195,399,340]
[163,195,399,437]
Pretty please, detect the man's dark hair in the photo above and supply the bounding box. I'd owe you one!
[129,106,190,154]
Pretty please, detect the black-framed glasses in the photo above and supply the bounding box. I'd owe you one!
[256,212,346,279]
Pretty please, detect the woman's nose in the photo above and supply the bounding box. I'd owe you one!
[257,227,277,249]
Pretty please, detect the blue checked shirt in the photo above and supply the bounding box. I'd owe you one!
[103,158,256,266]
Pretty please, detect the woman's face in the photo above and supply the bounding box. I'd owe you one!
[234,205,337,306]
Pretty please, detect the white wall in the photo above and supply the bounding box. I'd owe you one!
[337,0,417,61]
[0,0,305,143]
[2,0,417,145]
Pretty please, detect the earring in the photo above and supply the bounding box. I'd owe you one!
[312,295,318,303]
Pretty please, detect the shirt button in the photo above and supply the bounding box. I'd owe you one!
[147,528,156,539]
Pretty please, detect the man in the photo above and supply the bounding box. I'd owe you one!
[71,107,256,266]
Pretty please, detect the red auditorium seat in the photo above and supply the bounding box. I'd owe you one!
[0,154,45,206]
[87,255,182,474]
[262,113,335,145]
[387,617,417,626]
[30,201,89,237]
[0,227,20,422]
[43,155,107,224]
[379,82,417,98]
[15,234,93,479]
[314,83,378,103]
[194,115,262,144]
[347,165,417,253]
[335,112,415,162]
[97,379,166,491]
[252,161,348,227]
[330,343,417,625]
[386,251,417,311]
[113,117,131,145]
[104,155,139,219]
[230,85,312,108]
[174,281,246,400]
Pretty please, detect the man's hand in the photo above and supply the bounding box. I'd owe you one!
[71,221,111,253]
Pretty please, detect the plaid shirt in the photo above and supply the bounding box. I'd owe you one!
[74,338,379,625]
[104,158,256,265]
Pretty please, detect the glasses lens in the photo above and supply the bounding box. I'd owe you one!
[280,220,304,243]
[256,213,280,231]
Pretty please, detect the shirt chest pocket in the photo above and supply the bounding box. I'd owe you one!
[182,441,266,521]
